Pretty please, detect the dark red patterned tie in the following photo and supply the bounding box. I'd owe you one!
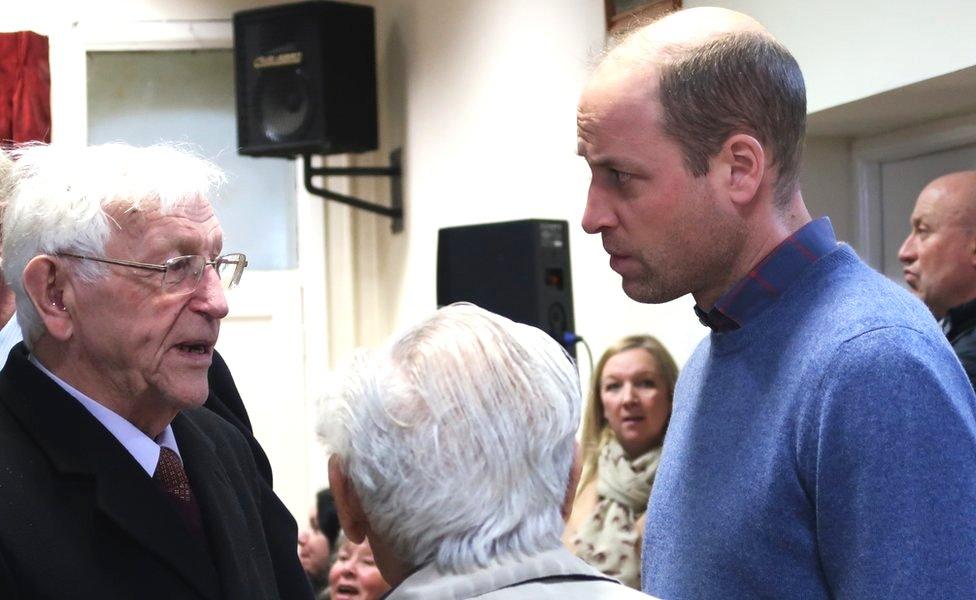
[154,446,204,537]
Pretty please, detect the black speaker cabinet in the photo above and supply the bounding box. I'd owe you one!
[437,219,577,357]
[233,0,378,157]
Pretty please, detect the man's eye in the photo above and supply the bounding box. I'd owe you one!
[169,257,192,272]
[611,169,632,185]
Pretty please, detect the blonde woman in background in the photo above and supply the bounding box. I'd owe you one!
[563,334,679,589]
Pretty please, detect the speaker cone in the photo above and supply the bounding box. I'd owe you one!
[257,69,312,142]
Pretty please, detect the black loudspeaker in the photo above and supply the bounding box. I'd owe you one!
[233,0,378,157]
[437,219,577,358]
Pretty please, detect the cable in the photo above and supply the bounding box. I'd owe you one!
[562,331,595,381]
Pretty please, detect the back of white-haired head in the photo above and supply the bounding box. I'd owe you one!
[1,143,225,348]
[321,303,581,573]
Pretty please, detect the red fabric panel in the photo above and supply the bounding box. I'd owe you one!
[0,31,51,144]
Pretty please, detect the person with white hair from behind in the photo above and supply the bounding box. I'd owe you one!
[321,303,654,599]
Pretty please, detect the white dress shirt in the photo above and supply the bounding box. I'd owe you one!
[28,353,181,476]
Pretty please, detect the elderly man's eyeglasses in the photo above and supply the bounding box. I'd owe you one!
[59,252,248,295]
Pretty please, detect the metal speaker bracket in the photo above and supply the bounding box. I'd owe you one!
[302,148,403,233]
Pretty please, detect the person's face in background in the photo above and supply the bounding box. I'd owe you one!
[600,347,671,457]
[329,538,390,600]
[297,505,332,585]
[898,174,976,318]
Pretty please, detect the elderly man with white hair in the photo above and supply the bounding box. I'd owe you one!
[0,143,313,600]
[323,303,652,599]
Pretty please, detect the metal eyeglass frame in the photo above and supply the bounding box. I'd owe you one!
[58,252,248,294]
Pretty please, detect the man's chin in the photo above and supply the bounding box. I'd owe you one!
[162,382,211,413]
[622,277,677,305]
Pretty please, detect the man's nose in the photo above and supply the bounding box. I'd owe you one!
[898,233,916,265]
[192,265,230,319]
[581,185,616,234]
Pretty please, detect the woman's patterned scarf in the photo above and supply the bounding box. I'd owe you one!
[572,438,661,590]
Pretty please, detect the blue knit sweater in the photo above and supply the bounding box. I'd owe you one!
[643,245,976,598]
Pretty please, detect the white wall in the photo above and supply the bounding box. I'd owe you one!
[802,137,854,245]
[686,0,976,113]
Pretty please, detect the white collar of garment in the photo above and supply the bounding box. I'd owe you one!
[27,353,181,477]
[384,546,615,600]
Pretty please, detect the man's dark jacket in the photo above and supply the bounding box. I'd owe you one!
[945,298,976,390]
[0,344,313,600]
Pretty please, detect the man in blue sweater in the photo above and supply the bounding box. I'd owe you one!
[578,6,976,598]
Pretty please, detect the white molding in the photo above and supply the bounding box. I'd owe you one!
[80,19,232,51]
[851,112,976,268]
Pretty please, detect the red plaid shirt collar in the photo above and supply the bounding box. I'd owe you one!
[695,218,838,332]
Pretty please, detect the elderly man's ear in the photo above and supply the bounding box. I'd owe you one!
[328,454,370,544]
[561,441,583,522]
[22,255,74,341]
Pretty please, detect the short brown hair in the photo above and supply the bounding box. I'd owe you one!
[658,31,806,207]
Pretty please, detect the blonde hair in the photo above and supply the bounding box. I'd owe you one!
[578,334,679,491]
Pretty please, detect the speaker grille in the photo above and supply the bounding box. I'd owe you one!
[258,68,312,142]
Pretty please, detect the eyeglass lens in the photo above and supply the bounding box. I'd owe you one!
[162,254,246,293]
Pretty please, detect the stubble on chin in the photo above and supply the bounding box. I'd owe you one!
[621,268,682,305]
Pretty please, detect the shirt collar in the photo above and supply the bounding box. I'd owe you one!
[27,354,180,476]
[696,217,838,332]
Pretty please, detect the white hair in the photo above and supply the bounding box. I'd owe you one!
[320,303,582,573]
[1,143,225,347]
[0,149,14,209]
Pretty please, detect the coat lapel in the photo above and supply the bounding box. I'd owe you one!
[0,346,221,600]
[174,411,279,600]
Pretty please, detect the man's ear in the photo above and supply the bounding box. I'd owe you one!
[561,441,583,522]
[21,255,73,341]
[329,454,369,544]
[717,133,765,207]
